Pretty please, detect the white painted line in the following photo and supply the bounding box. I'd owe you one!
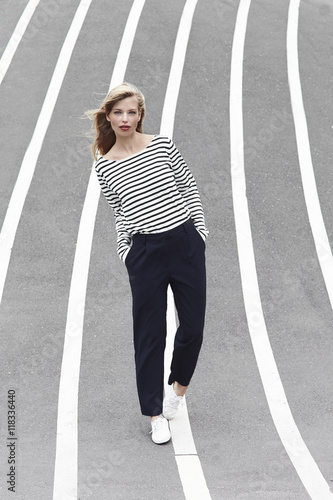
[160,0,198,139]
[165,288,197,456]
[161,0,211,498]
[287,0,333,310]
[52,171,100,500]
[230,1,333,499]
[52,1,146,498]
[0,0,41,85]
[176,455,211,500]
[0,0,92,307]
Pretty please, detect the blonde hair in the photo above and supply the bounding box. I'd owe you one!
[87,82,145,160]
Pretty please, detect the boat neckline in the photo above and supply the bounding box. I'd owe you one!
[100,134,159,164]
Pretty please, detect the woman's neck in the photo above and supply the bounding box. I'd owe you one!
[104,132,154,161]
[113,131,143,155]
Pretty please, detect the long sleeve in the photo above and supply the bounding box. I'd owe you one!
[167,139,209,240]
[95,171,132,261]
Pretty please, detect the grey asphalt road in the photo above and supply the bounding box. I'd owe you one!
[0,0,332,499]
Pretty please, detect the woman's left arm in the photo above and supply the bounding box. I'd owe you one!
[167,139,209,240]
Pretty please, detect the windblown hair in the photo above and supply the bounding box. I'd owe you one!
[86,82,146,160]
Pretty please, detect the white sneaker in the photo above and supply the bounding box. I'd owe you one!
[150,416,171,444]
[163,384,183,420]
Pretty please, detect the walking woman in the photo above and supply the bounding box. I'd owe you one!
[89,82,208,444]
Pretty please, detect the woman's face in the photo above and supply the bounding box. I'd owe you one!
[107,96,141,136]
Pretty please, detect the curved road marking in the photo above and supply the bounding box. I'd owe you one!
[0,0,92,305]
[287,0,333,309]
[230,0,333,498]
[0,0,41,85]
[52,1,147,498]
[161,1,211,498]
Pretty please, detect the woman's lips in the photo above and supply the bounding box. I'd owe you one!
[120,126,130,131]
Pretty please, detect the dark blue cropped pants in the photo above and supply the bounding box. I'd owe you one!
[125,219,206,416]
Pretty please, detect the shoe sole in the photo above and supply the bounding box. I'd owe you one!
[162,412,175,420]
[152,434,171,444]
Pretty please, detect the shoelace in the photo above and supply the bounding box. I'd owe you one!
[150,417,165,434]
[165,394,183,409]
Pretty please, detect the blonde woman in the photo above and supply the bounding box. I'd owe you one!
[89,83,208,444]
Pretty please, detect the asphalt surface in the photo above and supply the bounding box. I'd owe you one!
[0,0,333,499]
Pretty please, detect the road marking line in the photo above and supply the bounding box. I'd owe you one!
[161,0,211,498]
[52,1,146,498]
[287,0,333,310]
[0,0,41,85]
[53,171,100,500]
[165,290,197,458]
[166,292,211,500]
[175,456,211,499]
[230,1,333,498]
[160,0,196,138]
[0,0,92,307]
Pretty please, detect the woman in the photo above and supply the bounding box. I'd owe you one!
[89,82,208,444]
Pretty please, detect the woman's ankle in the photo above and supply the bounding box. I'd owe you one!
[151,414,163,421]
[173,381,188,397]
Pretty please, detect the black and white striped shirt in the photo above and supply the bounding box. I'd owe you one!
[95,135,208,261]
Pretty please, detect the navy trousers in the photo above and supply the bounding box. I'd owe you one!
[125,218,206,416]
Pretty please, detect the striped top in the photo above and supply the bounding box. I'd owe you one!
[95,135,208,261]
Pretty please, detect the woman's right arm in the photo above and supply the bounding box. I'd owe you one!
[95,171,132,261]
